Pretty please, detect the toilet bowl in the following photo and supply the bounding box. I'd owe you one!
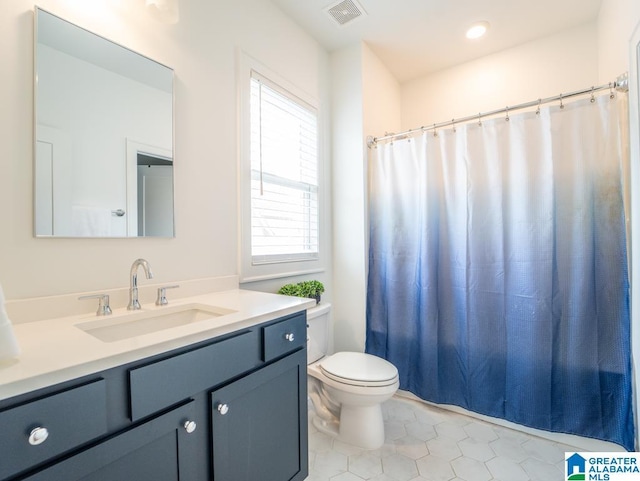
[307,303,399,449]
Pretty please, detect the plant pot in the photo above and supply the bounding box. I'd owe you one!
[310,294,321,305]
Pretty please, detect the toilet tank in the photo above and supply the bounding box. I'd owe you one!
[306,303,331,364]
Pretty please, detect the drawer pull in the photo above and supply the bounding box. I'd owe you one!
[217,403,229,415]
[183,420,197,434]
[28,427,49,446]
[284,333,295,342]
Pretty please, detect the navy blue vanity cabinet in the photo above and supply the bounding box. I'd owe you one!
[211,350,308,481]
[0,309,308,481]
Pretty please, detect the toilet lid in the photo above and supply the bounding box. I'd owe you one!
[319,352,398,385]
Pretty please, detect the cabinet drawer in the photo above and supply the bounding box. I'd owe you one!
[262,312,306,362]
[129,330,260,421]
[22,400,197,481]
[0,378,107,480]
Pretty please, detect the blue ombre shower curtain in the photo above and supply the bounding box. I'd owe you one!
[366,93,634,450]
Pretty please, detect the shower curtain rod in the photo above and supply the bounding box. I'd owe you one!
[367,72,629,148]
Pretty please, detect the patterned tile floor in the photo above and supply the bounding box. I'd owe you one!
[306,395,581,481]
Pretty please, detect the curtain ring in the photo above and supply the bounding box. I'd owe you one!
[478,112,482,127]
[452,118,456,133]
[536,99,541,115]
[505,106,510,122]
[590,86,596,103]
[559,94,564,109]
[609,82,615,99]
[433,123,438,137]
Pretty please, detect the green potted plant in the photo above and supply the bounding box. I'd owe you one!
[277,280,325,304]
[297,280,325,304]
[277,283,301,297]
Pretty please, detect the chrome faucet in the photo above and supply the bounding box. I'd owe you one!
[127,258,154,310]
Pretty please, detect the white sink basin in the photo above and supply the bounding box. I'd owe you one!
[76,303,236,342]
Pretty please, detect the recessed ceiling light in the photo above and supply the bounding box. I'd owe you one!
[466,21,489,40]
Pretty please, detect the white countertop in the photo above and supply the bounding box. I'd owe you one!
[0,289,315,402]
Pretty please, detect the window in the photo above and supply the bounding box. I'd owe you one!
[248,71,319,266]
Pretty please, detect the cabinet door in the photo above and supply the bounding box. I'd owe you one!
[211,349,308,481]
[21,401,199,481]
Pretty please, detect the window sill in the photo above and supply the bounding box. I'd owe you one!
[239,267,325,284]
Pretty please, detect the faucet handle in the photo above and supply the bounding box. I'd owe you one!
[156,285,180,306]
[79,294,112,316]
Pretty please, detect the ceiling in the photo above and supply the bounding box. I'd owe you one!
[270,0,603,83]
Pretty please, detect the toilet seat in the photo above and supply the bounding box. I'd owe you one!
[319,352,398,387]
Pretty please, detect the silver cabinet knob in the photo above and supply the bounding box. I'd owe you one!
[285,333,295,342]
[183,420,197,434]
[217,403,229,415]
[28,427,49,446]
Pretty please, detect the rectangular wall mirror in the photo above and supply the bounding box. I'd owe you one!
[34,8,175,237]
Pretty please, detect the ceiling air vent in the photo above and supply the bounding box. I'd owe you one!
[326,0,366,27]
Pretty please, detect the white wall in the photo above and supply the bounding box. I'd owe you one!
[330,44,365,353]
[330,42,401,353]
[362,43,402,140]
[598,0,640,82]
[0,0,329,301]
[401,22,599,131]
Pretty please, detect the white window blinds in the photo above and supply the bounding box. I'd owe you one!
[250,72,319,265]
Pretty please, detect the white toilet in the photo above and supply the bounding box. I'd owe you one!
[307,303,399,449]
